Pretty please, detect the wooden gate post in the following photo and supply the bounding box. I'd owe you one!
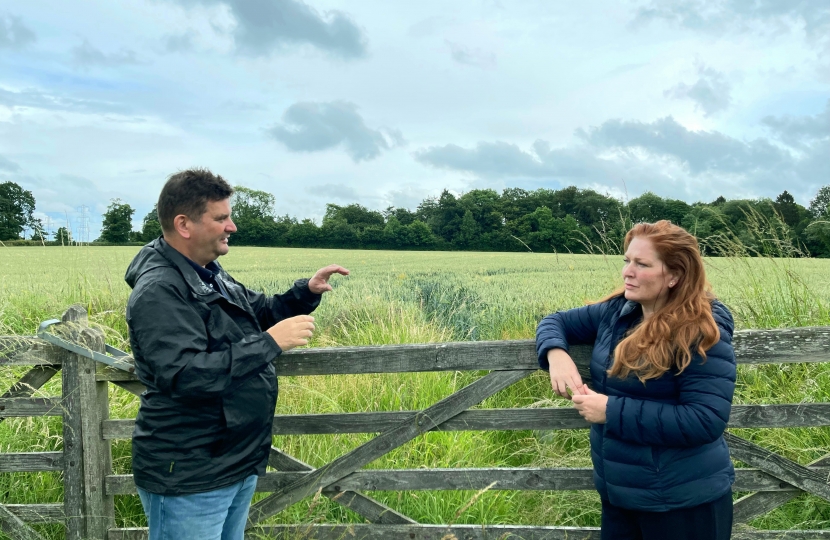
[60,304,115,540]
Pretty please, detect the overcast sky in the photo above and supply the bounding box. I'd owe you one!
[1,0,829,239]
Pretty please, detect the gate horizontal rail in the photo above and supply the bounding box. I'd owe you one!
[0,306,829,540]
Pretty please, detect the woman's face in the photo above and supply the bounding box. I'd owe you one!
[622,237,677,314]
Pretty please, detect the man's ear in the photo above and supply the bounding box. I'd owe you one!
[173,214,191,239]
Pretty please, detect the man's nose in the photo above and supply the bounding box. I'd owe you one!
[227,219,237,233]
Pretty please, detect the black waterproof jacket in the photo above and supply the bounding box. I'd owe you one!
[124,238,320,495]
[536,296,736,511]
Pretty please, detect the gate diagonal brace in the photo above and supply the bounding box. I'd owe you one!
[733,453,830,526]
[725,432,830,503]
[268,447,416,525]
[246,369,532,528]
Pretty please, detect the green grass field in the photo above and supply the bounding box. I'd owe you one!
[1,246,829,538]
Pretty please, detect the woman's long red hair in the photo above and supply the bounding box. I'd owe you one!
[603,220,720,382]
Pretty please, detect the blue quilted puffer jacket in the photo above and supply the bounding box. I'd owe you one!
[536,295,736,511]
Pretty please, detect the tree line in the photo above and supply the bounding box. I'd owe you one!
[4,180,830,256]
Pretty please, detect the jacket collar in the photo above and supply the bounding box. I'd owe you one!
[155,238,224,301]
[619,299,642,319]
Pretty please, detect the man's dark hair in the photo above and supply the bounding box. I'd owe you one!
[157,169,234,233]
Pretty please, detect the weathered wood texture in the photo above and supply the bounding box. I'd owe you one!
[734,454,830,526]
[94,326,830,382]
[99,402,830,441]
[5,319,830,538]
[0,365,60,400]
[103,465,830,496]
[0,336,36,357]
[3,504,64,524]
[246,369,532,527]
[268,447,415,525]
[60,305,87,540]
[0,503,47,540]
[725,432,830,503]
[106,524,830,540]
[0,336,63,366]
[0,452,64,472]
[0,397,62,417]
[77,323,115,540]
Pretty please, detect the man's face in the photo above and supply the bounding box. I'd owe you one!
[189,198,236,265]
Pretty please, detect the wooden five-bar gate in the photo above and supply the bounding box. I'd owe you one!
[1,304,829,539]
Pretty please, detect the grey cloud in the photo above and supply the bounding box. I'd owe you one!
[0,87,129,114]
[415,140,612,181]
[446,40,496,69]
[306,183,360,201]
[163,30,197,53]
[664,66,732,116]
[0,14,36,50]
[762,100,830,147]
[415,111,829,200]
[268,101,403,162]
[170,0,367,59]
[633,1,830,39]
[72,40,140,68]
[0,155,20,172]
[579,116,793,175]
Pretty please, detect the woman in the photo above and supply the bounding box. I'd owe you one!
[536,220,736,540]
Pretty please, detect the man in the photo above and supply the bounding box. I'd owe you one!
[124,168,348,540]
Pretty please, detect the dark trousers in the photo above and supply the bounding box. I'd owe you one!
[601,491,733,540]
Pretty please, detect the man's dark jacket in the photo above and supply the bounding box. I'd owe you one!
[124,238,320,495]
[536,296,736,511]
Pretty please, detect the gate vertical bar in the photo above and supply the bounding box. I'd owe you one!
[60,305,88,540]
[77,323,115,539]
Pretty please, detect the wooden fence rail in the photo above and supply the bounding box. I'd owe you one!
[0,304,828,539]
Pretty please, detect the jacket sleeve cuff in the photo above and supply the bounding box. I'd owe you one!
[293,278,323,304]
[262,331,283,360]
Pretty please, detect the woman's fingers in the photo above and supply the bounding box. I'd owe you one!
[557,380,570,399]
[568,375,586,395]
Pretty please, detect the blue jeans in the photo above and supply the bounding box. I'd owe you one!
[137,475,258,540]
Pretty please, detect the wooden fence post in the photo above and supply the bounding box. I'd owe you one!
[60,304,115,540]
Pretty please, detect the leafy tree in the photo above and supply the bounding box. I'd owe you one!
[382,206,416,226]
[286,219,320,246]
[455,210,479,248]
[407,220,437,247]
[512,206,582,252]
[809,185,830,219]
[230,186,281,245]
[100,199,135,243]
[140,205,162,241]
[458,189,502,235]
[359,225,385,248]
[0,181,35,240]
[774,190,801,227]
[29,218,46,242]
[323,204,384,233]
[54,227,72,245]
